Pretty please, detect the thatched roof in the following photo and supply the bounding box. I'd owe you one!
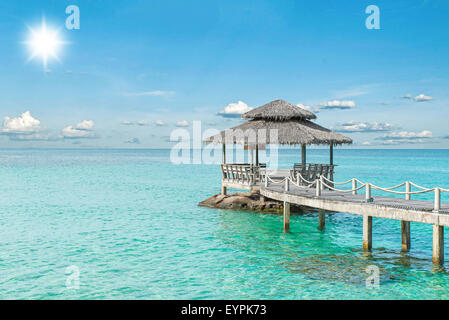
[242,99,316,120]
[204,119,352,146]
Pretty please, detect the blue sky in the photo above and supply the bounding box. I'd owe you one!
[0,0,448,148]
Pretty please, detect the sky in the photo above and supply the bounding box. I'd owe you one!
[0,0,449,148]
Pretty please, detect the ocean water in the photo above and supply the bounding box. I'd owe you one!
[1,148,449,299]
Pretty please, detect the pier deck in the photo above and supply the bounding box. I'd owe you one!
[223,171,449,265]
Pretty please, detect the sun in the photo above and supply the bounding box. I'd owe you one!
[25,19,66,69]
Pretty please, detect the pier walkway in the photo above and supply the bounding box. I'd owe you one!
[256,173,449,265]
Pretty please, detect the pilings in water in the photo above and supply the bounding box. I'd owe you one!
[401,221,411,252]
[318,209,325,231]
[363,215,372,251]
[283,201,290,233]
[433,225,444,265]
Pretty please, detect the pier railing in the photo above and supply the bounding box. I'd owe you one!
[221,164,266,185]
[263,172,449,212]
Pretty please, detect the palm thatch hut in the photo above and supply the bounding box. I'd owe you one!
[204,99,352,194]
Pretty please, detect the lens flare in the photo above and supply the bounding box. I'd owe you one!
[25,19,66,69]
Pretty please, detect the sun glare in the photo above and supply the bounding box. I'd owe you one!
[25,19,65,69]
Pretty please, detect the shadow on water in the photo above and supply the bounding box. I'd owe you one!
[213,208,449,286]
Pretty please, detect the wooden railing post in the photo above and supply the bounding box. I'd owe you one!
[434,188,441,212]
[405,181,411,200]
[265,175,268,187]
[285,178,289,192]
[316,178,321,197]
[352,178,357,195]
[365,183,372,202]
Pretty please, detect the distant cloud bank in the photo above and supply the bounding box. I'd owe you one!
[121,120,148,126]
[376,130,433,145]
[335,121,393,133]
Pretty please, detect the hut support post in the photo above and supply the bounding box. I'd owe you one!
[221,184,227,195]
[222,143,226,164]
[221,143,227,195]
[301,144,306,166]
[363,215,372,251]
[329,143,334,187]
[433,225,444,265]
[401,221,411,252]
[283,201,290,233]
[318,209,325,231]
[249,147,253,166]
[255,145,259,166]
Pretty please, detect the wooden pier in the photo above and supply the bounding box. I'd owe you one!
[204,99,449,266]
[261,173,449,265]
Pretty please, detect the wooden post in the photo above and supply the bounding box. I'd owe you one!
[283,201,290,233]
[221,183,227,195]
[434,188,441,212]
[363,215,372,251]
[222,143,226,164]
[365,183,372,202]
[255,144,259,166]
[401,221,411,252]
[301,144,306,166]
[405,181,411,200]
[316,178,321,196]
[318,209,325,231]
[352,178,357,195]
[249,146,253,166]
[329,143,333,165]
[433,225,444,265]
[329,143,334,185]
[221,143,226,195]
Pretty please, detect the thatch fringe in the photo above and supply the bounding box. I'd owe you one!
[204,119,352,146]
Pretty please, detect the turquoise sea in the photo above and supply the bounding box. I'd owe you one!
[1,148,449,299]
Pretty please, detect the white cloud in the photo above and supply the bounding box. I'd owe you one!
[320,100,356,110]
[401,93,433,102]
[376,130,432,144]
[217,101,253,118]
[124,90,175,97]
[362,141,371,145]
[155,120,165,126]
[75,120,94,130]
[414,94,433,102]
[176,120,189,127]
[335,121,393,133]
[62,120,97,139]
[296,103,320,113]
[1,111,41,134]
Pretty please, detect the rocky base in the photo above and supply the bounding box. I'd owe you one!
[198,191,311,214]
